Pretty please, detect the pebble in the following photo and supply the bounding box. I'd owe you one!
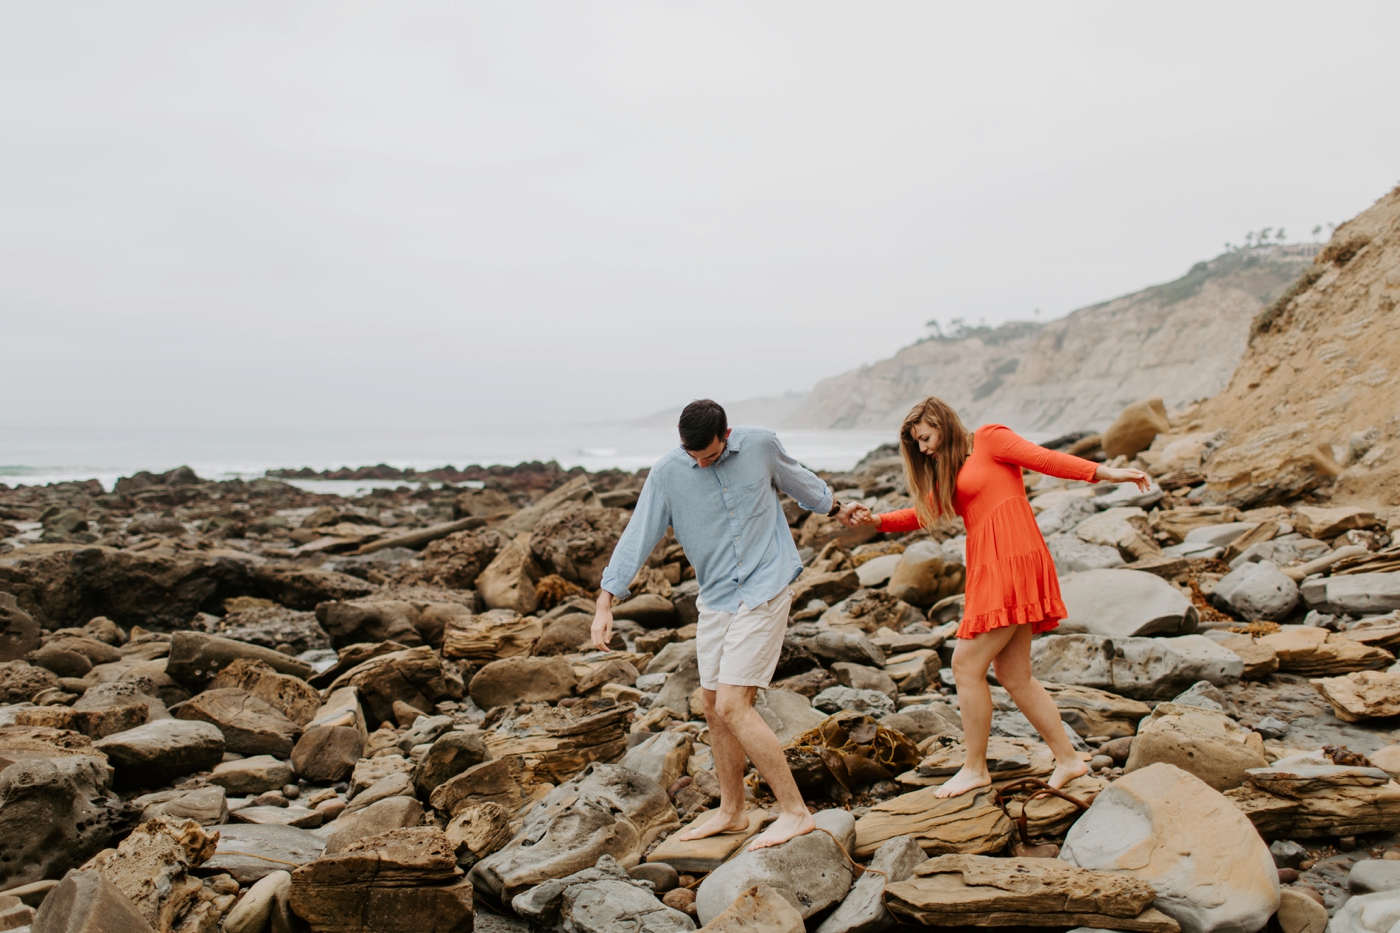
[283,784,300,800]
[1089,755,1114,771]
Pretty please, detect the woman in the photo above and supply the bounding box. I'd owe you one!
[845,397,1150,797]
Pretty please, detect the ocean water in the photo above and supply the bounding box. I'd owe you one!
[0,423,895,496]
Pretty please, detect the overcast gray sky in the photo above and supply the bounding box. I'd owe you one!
[3,2,1398,432]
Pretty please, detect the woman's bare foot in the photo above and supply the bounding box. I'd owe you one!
[933,766,992,798]
[747,810,815,851]
[1047,758,1089,790]
[676,808,752,841]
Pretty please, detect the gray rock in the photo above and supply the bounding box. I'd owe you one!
[1036,497,1100,536]
[1211,561,1299,622]
[209,754,295,795]
[1332,890,1400,933]
[93,718,225,787]
[1161,541,1223,560]
[814,834,925,933]
[645,640,697,676]
[320,794,424,854]
[1058,568,1198,637]
[991,712,1089,751]
[132,785,229,825]
[223,869,291,933]
[202,823,325,884]
[830,663,898,701]
[1270,839,1308,869]
[30,869,156,933]
[1171,681,1230,714]
[1092,482,1165,511]
[1324,573,1400,616]
[618,731,692,790]
[1350,859,1400,895]
[397,714,455,753]
[801,630,886,667]
[0,756,121,891]
[1031,634,1242,700]
[754,689,826,745]
[878,705,963,743]
[1046,533,1126,574]
[885,540,965,607]
[513,854,695,933]
[653,655,701,717]
[291,725,363,783]
[414,729,490,797]
[1254,716,1290,740]
[812,686,895,718]
[628,862,679,893]
[696,809,855,925]
[165,631,313,693]
[1184,522,1260,547]
[855,554,901,587]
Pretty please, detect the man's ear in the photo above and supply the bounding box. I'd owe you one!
[725,428,732,439]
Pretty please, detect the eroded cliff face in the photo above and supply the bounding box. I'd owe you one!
[1185,185,1400,508]
[782,250,1311,435]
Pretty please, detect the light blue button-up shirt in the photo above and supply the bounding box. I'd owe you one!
[599,426,834,614]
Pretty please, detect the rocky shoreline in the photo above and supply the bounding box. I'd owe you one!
[3,400,1400,932]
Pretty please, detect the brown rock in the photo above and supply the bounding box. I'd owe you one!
[477,533,540,615]
[314,599,425,650]
[291,725,364,783]
[483,700,634,785]
[790,570,860,608]
[1311,669,1400,722]
[441,608,542,664]
[612,594,679,626]
[0,659,61,703]
[30,869,158,933]
[1124,704,1268,791]
[429,756,533,816]
[702,884,801,933]
[529,501,631,588]
[165,631,313,693]
[413,730,490,797]
[1256,627,1393,676]
[1276,887,1328,933]
[1213,633,1280,680]
[85,816,219,933]
[1042,683,1151,738]
[661,887,698,917]
[177,688,301,757]
[325,645,453,727]
[468,656,576,710]
[210,658,322,726]
[1293,506,1379,539]
[1101,397,1170,460]
[853,785,1012,858]
[250,563,375,610]
[399,527,505,589]
[443,802,512,867]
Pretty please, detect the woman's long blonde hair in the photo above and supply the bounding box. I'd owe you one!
[899,396,972,530]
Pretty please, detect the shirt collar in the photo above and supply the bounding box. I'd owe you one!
[686,433,741,468]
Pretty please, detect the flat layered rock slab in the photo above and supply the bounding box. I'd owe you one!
[202,824,326,884]
[646,808,771,872]
[854,785,1012,858]
[885,854,1176,932]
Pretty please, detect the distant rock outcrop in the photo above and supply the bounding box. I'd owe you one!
[782,249,1312,435]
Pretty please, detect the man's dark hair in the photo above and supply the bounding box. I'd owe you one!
[678,399,728,451]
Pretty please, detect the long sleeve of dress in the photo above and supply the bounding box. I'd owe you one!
[981,424,1100,482]
[876,507,922,533]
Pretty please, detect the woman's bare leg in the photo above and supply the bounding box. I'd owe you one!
[991,623,1088,788]
[935,624,1020,798]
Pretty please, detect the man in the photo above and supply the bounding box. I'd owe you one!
[593,399,861,850]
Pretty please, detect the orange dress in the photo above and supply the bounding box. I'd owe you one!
[877,424,1100,639]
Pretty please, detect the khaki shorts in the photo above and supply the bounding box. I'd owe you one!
[695,589,793,691]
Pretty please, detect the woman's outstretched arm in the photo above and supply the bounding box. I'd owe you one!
[983,424,1150,488]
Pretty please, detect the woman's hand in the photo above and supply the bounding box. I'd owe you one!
[1095,465,1152,492]
[846,504,881,528]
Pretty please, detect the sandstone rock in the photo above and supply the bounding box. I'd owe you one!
[1275,887,1329,933]
[1226,752,1400,838]
[0,755,121,890]
[472,763,680,906]
[1075,508,1160,561]
[0,592,42,662]
[319,795,426,855]
[820,591,923,634]
[753,688,826,745]
[1042,683,1150,738]
[790,570,860,608]
[880,648,940,693]
[854,785,1012,858]
[235,803,327,828]
[86,815,219,933]
[65,684,156,739]
[1312,670,1400,722]
[884,540,966,607]
[511,853,695,933]
[1031,634,1242,699]
[1102,397,1170,460]
[1061,762,1279,933]
[251,563,376,610]
[879,705,963,743]
[444,802,512,868]
[535,612,608,655]
[401,527,505,589]
[1211,560,1299,621]
[1294,505,1379,539]
[814,834,925,933]
[343,771,414,815]
[292,725,364,783]
[695,809,854,924]
[348,753,414,797]
[1124,704,1268,791]
[30,869,157,933]
[314,598,425,649]
[499,475,596,536]
[94,719,225,787]
[133,785,229,826]
[210,754,295,795]
[29,642,94,677]
[441,608,543,663]
[429,755,537,817]
[1047,532,1127,573]
[647,808,772,873]
[202,823,325,884]
[0,659,61,703]
[830,662,897,700]
[618,730,692,790]
[414,729,490,797]
[469,656,576,710]
[613,594,679,626]
[325,645,453,727]
[478,533,540,615]
[798,629,886,668]
[483,699,633,785]
[1208,632,1279,679]
[1059,568,1198,638]
[224,869,291,933]
[703,884,802,933]
[289,827,473,933]
[812,686,895,718]
[529,501,631,588]
[165,631,313,693]
[1371,745,1400,779]
[1184,521,1261,548]
[1330,890,1400,933]
[177,687,300,756]
[1256,627,1393,676]
[855,553,901,587]
[202,604,330,654]
[210,658,321,726]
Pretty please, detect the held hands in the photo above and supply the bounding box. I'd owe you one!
[1095,464,1153,492]
[591,593,614,652]
[836,501,880,529]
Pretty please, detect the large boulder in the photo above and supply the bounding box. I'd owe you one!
[324,645,454,727]
[885,541,965,607]
[512,854,695,933]
[1031,634,1242,700]
[177,688,301,757]
[165,631,313,693]
[314,599,426,649]
[469,656,577,710]
[529,502,631,589]
[1211,560,1298,621]
[478,534,541,615]
[30,869,157,933]
[1046,532,1126,574]
[94,719,225,788]
[209,658,321,726]
[1317,572,1400,616]
[1061,762,1279,933]
[471,763,680,906]
[814,835,925,933]
[1101,397,1169,460]
[442,608,542,663]
[250,563,375,610]
[404,527,506,589]
[83,815,223,933]
[695,809,855,925]
[1058,568,1198,638]
[1074,508,1160,561]
[0,591,41,662]
[0,755,122,890]
[1124,704,1268,791]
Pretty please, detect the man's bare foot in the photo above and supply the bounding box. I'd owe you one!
[1047,758,1089,790]
[747,810,816,851]
[676,809,752,842]
[932,766,992,798]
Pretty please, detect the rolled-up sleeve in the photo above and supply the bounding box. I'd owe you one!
[769,433,833,515]
[598,473,672,600]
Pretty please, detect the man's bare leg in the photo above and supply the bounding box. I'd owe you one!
[935,624,1020,798]
[992,624,1087,789]
[676,687,756,841]
[709,684,815,850]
